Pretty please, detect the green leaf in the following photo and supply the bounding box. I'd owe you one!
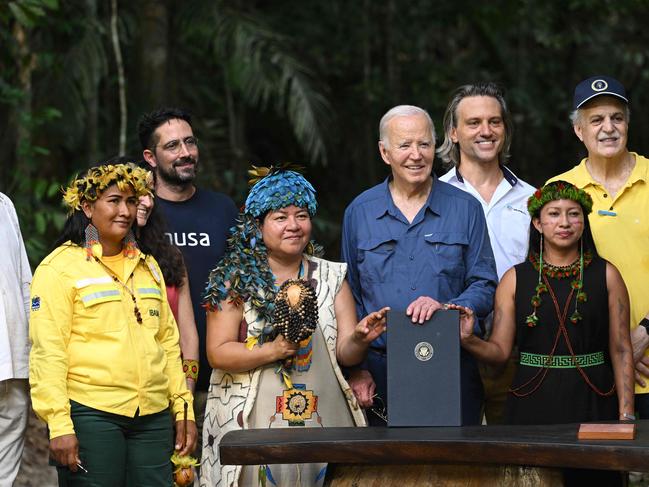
[40,0,59,9]
[34,212,46,235]
[47,182,61,198]
[22,4,45,18]
[33,179,47,199]
[8,3,35,27]
[43,107,62,120]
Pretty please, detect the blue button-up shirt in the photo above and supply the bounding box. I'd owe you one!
[341,177,498,349]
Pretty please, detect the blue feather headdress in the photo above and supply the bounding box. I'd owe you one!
[245,165,317,218]
[203,165,322,339]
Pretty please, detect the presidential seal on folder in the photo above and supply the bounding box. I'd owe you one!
[387,309,462,427]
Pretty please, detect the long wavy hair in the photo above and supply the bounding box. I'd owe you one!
[137,204,185,288]
[437,82,512,169]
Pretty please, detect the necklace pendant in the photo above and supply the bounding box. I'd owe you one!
[133,304,143,324]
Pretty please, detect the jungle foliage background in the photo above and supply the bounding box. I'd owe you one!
[3,0,649,265]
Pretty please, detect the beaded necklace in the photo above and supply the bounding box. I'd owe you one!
[525,243,592,327]
[93,256,143,324]
[271,260,320,388]
[529,250,592,280]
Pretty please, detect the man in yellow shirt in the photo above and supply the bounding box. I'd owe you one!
[548,75,649,419]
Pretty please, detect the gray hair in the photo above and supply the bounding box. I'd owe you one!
[379,105,436,148]
[570,105,630,126]
[436,83,512,168]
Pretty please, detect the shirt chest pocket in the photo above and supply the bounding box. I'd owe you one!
[357,237,396,283]
[423,232,467,280]
[136,285,163,330]
[76,279,125,333]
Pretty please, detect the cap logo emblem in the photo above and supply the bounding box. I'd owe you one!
[415,341,433,361]
[591,79,608,92]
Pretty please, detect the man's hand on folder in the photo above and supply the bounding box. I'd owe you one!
[406,296,444,324]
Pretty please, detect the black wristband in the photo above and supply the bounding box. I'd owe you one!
[640,318,649,336]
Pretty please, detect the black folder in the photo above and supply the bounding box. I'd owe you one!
[387,309,462,427]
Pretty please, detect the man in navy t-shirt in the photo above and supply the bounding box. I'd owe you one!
[139,107,238,455]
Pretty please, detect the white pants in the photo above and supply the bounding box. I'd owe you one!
[0,379,29,487]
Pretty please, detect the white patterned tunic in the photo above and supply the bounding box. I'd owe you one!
[200,256,366,487]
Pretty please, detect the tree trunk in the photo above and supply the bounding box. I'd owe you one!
[223,69,247,169]
[385,0,398,105]
[363,0,378,185]
[85,0,100,162]
[135,0,169,109]
[10,20,36,190]
[110,0,127,156]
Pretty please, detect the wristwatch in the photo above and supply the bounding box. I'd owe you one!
[622,412,636,421]
[641,318,649,336]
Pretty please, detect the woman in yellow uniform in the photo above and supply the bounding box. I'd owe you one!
[29,163,196,486]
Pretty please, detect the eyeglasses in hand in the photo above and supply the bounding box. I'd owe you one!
[369,394,387,423]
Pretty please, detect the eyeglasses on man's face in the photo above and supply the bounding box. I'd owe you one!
[155,136,198,155]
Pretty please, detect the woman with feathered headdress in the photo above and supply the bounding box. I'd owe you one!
[200,165,388,486]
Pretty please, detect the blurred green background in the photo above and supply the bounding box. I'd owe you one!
[3,0,649,264]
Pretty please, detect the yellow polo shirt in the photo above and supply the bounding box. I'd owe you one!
[29,243,194,439]
[548,152,649,393]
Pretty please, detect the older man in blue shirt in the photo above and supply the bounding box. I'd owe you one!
[341,105,497,425]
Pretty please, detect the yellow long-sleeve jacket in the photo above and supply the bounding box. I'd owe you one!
[29,243,194,439]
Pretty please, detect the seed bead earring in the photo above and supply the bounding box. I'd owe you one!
[84,222,100,260]
[526,231,547,327]
[569,238,588,324]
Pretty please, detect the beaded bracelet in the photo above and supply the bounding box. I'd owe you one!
[182,359,199,381]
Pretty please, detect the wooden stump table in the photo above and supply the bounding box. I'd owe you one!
[220,421,649,486]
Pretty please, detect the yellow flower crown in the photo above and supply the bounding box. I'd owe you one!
[62,163,153,212]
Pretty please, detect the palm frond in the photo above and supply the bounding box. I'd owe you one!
[180,1,330,165]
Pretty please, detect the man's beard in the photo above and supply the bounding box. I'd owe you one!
[157,156,198,186]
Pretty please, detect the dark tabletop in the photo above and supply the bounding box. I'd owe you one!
[219,421,649,472]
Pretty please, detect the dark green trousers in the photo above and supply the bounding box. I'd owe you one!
[57,401,173,487]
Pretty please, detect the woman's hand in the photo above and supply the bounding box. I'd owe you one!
[50,433,80,471]
[174,419,198,456]
[445,304,475,341]
[268,334,299,361]
[354,307,390,344]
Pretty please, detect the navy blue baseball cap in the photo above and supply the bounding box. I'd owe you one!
[573,76,628,109]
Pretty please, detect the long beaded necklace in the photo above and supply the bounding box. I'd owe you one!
[270,260,319,388]
[510,272,614,398]
[93,256,143,324]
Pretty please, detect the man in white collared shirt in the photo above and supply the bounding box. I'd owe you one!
[437,82,534,423]
[0,192,32,483]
